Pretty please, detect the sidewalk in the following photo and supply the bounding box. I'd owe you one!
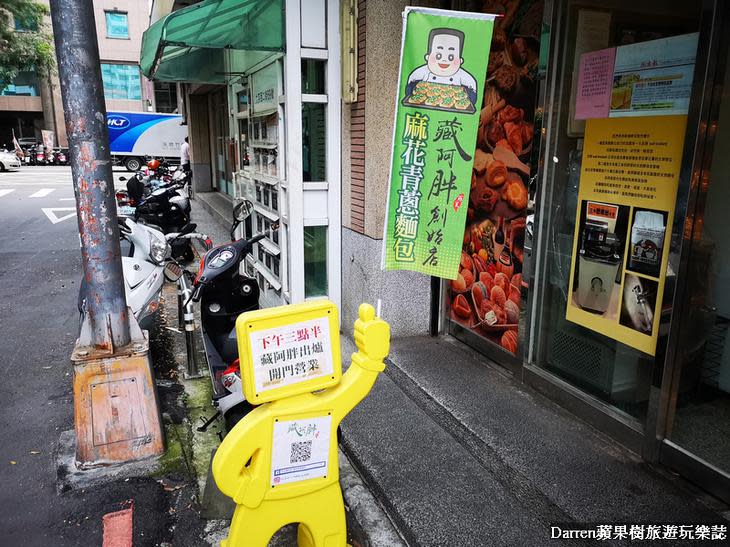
[339,335,729,546]
[155,196,404,546]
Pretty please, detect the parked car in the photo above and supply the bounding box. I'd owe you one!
[0,149,21,171]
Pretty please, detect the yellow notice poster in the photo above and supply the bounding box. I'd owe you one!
[565,115,687,355]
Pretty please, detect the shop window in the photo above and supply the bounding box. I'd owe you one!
[255,183,262,203]
[258,246,264,262]
[1,71,39,96]
[273,256,280,277]
[271,190,278,211]
[256,215,263,233]
[154,81,177,113]
[304,226,327,297]
[237,88,249,113]
[101,63,141,100]
[301,60,326,94]
[263,186,270,207]
[105,11,129,39]
[302,103,326,182]
[531,2,701,421]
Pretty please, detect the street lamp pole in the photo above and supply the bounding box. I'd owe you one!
[50,0,130,351]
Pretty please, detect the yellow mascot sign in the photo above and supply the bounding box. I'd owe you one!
[212,301,390,546]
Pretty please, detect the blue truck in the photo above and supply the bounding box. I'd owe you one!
[107,111,188,171]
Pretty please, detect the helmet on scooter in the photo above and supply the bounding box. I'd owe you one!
[147,159,161,171]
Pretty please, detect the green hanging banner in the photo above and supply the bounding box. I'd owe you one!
[382,7,495,279]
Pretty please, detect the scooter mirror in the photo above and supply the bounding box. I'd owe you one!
[233,200,253,222]
[164,262,184,283]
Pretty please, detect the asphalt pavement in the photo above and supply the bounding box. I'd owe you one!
[0,166,193,546]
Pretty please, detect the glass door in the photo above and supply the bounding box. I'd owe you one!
[660,5,730,501]
[528,0,702,432]
[211,89,230,195]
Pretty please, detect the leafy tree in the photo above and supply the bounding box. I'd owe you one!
[0,0,55,91]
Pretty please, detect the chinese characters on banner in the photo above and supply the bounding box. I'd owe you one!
[382,7,495,279]
[248,317,334,394]
[449,0,544,355]
[567,33,698,356]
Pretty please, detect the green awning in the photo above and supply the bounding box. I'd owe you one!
[141,0,285,84]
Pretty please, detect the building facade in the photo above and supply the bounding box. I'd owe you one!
[0,0,65,147]
[1,0,164,148]
[144,0,341,311]
[345,0,730,505]
[144,0,730,504]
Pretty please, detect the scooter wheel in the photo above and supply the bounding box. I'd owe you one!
[224,402,255,431]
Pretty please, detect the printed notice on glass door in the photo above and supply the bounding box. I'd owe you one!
[575,48,616,119]
[610,33,698,117]
[575,33,699,121]
[271,415,331,486]
[565,116,687,356]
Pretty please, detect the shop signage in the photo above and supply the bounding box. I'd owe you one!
[567,33,698,356]
[236,300,342,403]
[41,130,55,150]
[251,62,279,114]
[382,7,495,279]
[447,0,543,356]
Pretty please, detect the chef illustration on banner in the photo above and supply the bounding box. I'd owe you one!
[404,27,479,108]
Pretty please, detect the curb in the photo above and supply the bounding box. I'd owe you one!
[340,449,407,547]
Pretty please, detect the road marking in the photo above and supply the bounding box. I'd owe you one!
[29,188,55,198]
[42,207,76,224]
[59,197,75,201]
[0,189,15,198]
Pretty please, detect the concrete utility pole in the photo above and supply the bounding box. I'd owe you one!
[50,0,163,466]
[50,0,130,351]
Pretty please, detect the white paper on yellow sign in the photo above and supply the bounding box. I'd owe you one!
[270,414,332,486]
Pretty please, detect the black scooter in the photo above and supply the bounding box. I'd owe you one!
[121,174,194,261]
[185,200,266,431]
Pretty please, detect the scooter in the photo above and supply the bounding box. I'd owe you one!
[119,170,191,216]
[78,219,170,331]
[52,148,68,166]
[118,174,194,261]
[78,220,204,332]
[180,200,266,431]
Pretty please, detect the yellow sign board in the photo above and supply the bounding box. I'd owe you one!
[214,302,391,547]
[235,300,343,404]
[566,115,687,355]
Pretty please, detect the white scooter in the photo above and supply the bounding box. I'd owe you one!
[77,219,204,331]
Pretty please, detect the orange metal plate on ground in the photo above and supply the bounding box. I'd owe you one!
[74,353,164,465]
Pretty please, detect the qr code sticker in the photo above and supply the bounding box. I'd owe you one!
[290,440,313,463]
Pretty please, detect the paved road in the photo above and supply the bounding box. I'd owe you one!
[0,166,187,546]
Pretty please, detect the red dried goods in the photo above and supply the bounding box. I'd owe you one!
[501,330,518,353]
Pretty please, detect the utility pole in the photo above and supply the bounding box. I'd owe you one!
[51,0,129,351]
[50,0,163,466]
